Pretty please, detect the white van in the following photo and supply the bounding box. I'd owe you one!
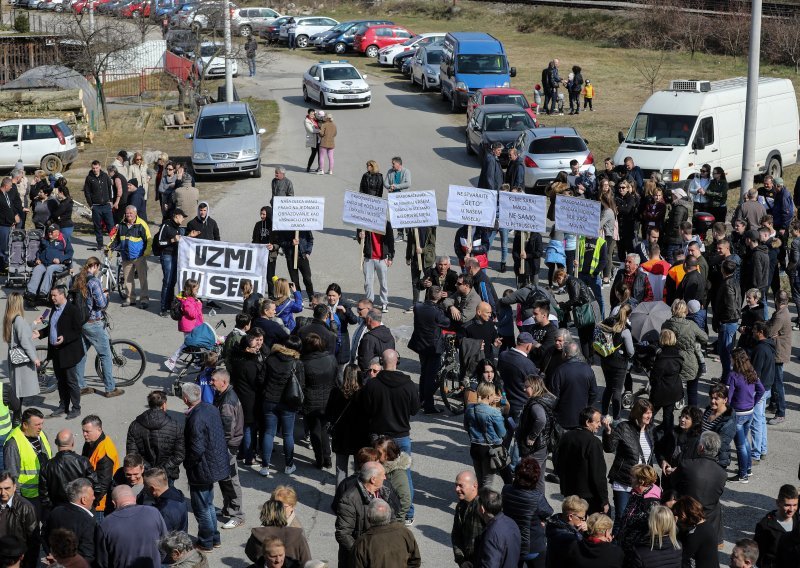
[614,77,799,186]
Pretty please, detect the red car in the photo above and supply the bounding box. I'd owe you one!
[121,0,151,17]
[72,0,107,13]
[466,88,538,125]
[354,24,414,58]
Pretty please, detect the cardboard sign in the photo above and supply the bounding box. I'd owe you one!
[388,190,439,229]
[272,196,325,231]
[498,192,547,233]
[342,191,387,233]
[178,237,270,301]
[446,185,496,227]
[554,194,601,238]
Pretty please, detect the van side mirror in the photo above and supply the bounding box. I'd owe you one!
[617,131,624,144]
[184,133,193,139]
[510,66,516,78]
[693,137,705,150]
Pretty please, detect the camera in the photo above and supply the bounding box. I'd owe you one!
[171,380,183,399]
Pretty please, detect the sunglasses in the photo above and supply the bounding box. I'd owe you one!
[700,169,709,173]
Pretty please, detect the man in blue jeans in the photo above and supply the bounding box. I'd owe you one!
[82,161,115,251]
[767,291,792,425]
[181,382,230,551]
[713,259,742,383]
[154,208,187,317]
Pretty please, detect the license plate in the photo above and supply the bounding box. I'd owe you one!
[215,162,236,168]
[343,94,359,99]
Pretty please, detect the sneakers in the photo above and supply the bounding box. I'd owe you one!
[104,388,125,398]
[381,304,389,313]
[316,170,324,175]
[258,467,270,477]
[66,409,81,420]
[768,416,786,425]
[404,518,415,526]
[222,518,244,529]
[284,464,297,475]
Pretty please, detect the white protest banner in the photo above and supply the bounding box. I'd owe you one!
[272,196,326,231]
[177,237,270,301]
[342,191,387,234]
[446,185,496,227]
[554,194,601,238]
[388,190,438,229]
[498,192,547,233]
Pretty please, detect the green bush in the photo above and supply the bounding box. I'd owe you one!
[14,13,29,33]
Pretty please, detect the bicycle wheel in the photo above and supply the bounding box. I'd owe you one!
[116,262,128,301]
[95,339,146,388]
[35,346,58,394]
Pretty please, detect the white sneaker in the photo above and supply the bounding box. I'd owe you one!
[316,170,324,175]
[284,464,297,475]
[222,518,244,529]
[164,357,177,371]
[259,467,270,477]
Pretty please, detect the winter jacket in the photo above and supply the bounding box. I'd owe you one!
[741,244,770,291]
[516,393,556,455]
[49,196,74,229]
[186,203,220,241]
[384,451,413,520]
[361,369,420,438]
[550,359,598,429]
[767,304,793,365]
[263,344,305,406]
[772,187,794,229]
[755,510,797,568]
[3,494,39,568]
[155,218,184,256]
[112,216,151,261]
[326,388,370,456]
[738,303,766,350]
[663,198,691,245]
[253,316,290,349]
[502,484,553,557]
[566,538,624,568]
[505,157,525,190]
[546,513,583,568]
[475,512,522,568]
[617,484,662,559]
[319,120,336,148]
[154,486,189,532]
[408,300,450,355]
[726,371,765,412]
[464,402,506,446]
[647,346,683,408]
[454,225,490,267]
[301,350,337,414]
[497,348,539,415]
[81,433,119,512]
[610,269,651,310]
[357,324,396,371]
[39,450,99,509]
[183,402,230,485]
[653,424,700,470]
[384,166,412,192]
[603,419,654,486]
[673,456,727,548]
[661,316,708,383]
[750,338,777,390]
[304,116,319,148]
[630,540,682,568]
[178,296,204,333]
[125,408,185,480]
[701,406,736,468]
[83,171,113,206]
[275,291,304,332]
[359,171,385,197]
[230,345,265,424]
[555,427,609,507]
[271,177,294,201]
[359,223,395,260]
[246,526,311,566]
[213,385,244,453]
[353,522,421,568]
[713,274,742,325]
[544,236,566,266]
[478,152,504,191]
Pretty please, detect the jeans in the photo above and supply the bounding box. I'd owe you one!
[240,424,256,464]
[487,228,509,264]
[580,273,603,318]
[718,322,739,382]
[394,436,414,520]
[418,352,441,412]
[288,32,296,49]
[773,363,786,417]
[751,392,769,460]
[262,402,295,468]
[189,484,220,549]
[247,56,256,76]
[363,258,389,307]
[160,254,178,312]
[27,264,65,296]
[612,489,631,534]
[91,204,115,248]
[77,320,115,392]
[60,227,73,243]
[734,411,754,478]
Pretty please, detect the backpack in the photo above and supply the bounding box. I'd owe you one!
[170,296,184,321]
[68,288,90,325]
[151,225,166,257]
[592,324,621,358]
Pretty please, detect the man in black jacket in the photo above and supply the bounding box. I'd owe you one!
[676,256,706,306]
[741,229,770,306]
[39,429,98,512]
[155,208,186,318]
[526,301,557,368]
[357,309,395,372]
[82,161,115,251]
[418,255,459,297]
[505,147,525,191]
[296,304,336,356]
[41,477,99,563]
[754,484,798,568]
[713,259,742,383]
[549,342,598,430]
[210,369,245,530]
[662,188,691,263]
[125,390,185,483]
[186,202,220,241]
[555,407,608,515]
[0,176,22,271]
[0,471,39,568]
[408,286,450,414]
[610,254,653,311]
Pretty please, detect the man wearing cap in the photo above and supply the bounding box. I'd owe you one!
[741,229,770,301]
[408,286,451,414]
[24,223,72,304]
[662,187,691,264]
[155,208,186,317]
[126,178,146,222]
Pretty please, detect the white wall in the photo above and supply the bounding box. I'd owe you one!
[104,40,166,75]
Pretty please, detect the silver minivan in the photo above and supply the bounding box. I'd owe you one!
[188,102,265,178]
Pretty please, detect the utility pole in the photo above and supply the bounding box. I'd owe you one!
[89,0,95,34]
[223,0,233,102]
[740,0,762,200]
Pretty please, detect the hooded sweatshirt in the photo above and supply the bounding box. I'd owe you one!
[186,202,220,241]
[357,324,396,371]
[153,486,189,532]
[37,232,73,265]
[361,369,420,438]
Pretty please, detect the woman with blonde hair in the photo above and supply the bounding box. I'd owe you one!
[128,152,151,205]
[599,190,618,285]
[3,292,40,407]
[245,500,311,566]
[662,298,708,407]
[616,464,661,558]
[464,381,507,489]
[178,278,203,334]
[565,513,624,567]
[271,485,302,528]
[359,160,383,197]
[631,505,681,566]
[273,278,304,332]
[599,303,634,420]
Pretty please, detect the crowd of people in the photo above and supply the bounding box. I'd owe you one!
[0,108,799,567]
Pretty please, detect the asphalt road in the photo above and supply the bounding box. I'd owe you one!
[8,50,800,566]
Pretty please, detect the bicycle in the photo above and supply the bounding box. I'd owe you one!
[36,312,147,394]
[437,334,466,414]
[98,248,128,302]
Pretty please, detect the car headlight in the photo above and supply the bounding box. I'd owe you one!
[241,148,257,157]
[455,81,467,91]
[501,81,510,87]
[193,152,208,160]
[320,85,332,93]
[425,66,436,75]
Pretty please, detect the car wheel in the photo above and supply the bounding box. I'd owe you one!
[318,92,326,109]
[334,42,346,54]
[303,86,310,103]
[466,135,475,155]
[296,35,308,48]
[766,156,782,179]
[239,24,251,37]
[41,154,63,174]
[450,93,459,113]
[252,160,262,178]
[55,4,62,10]
[365,45,379,58]
[131,9,139,17]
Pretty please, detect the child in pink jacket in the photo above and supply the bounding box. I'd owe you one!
[178,278,204,333]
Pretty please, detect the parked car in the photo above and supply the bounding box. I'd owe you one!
[466,88,538,124]
[188,101,265,179]
[96,0,127,14]
[195,42,239,79]
[409,45,443,91]
[121,0,151,17]
[169,1,197,27]
[466,104,536,167]
[153,0,180,19]
[319,19,394,54]
[0,119,78,174]
[166,29,199,57]
[258,15,293,43]
[378,32,445,66]
[233,7,281,37]
[278,16,338,48]
[72,0,107,14]
[302,61,371,108]
[395,49,416,74]
[190,2,238,32]
[353,24,413,58]
[39,0,68,10]
[514,126,594,193]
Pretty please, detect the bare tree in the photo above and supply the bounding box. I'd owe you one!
[673,0,709,59]
[766,14,800,72]
[131,9,155,44]
[633,34,670,94]
[717,13,749,61]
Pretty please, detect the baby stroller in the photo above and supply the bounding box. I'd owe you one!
[6,229,29,287]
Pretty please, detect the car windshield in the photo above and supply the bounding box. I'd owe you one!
[197,114,253,138]
[625,113,697,147]
[483,112,534,131]
[456,54,506,74]
[529,136,588,154]
[426,51,442,64]
[401,36,419,46]
[321,67,360,81]
[326,22,349,33]
[200,45,223,57]
[484,94,528,108]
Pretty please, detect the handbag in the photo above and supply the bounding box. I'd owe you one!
[326,397,353,437]
[281,361,304,410]
[488,445,510,471]
[573,301,596,329]
[10,346,31,365]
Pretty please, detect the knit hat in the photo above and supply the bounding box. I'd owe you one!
[127,178,138,187]
[687,300,701,314]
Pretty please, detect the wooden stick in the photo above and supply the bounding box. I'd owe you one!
[360,233,365,271]
[466,225,472,259]
[519,231,526,275]
[413,227,423,273]
[293,230,299,270]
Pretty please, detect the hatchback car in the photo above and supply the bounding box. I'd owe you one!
[234,7,280,37]
[513,126,594,193]
[278,16,337,48]
[121,0,150,17]
[195,42,238,78]
[166,28,198,57]
[320,19,394,54]
[302,61,371,108]
[188,102,265,178]
[377,32,444,66]
[0,119,78,173]
[466,88,538,124]
[409,46,443,91]
[466,104,536,167]
[354,24,413,58]
[259,15,293,43]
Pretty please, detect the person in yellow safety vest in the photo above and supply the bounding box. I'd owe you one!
[81,414,120,520]
[2,408,51,514]
[0,391,12,472]
[576,233,607,318]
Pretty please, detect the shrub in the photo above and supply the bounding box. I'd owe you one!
[14,13,29,33]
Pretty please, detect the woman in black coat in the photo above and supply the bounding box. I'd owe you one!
[648,330,684,428]
[230,333,265,466]
[301,332,337,469]
[325,283,359,368]
[615,180,640,262]
[501,457,553,567]
[630,505,682,568]
[326,364,370,486]
[655,405,702,490]
[359,160,384,197]
[566,512,624,568]
[673,496,718,568]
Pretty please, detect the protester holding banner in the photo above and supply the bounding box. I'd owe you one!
[385,157,412,241]
[276,229,315,303]
[251,206,277,299]
[186,202,221,242]
[358,222,395,314]
[405,226,436,313]
[454,225,490,270]
[512,230,543,288]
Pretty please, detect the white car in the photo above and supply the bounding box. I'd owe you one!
[377,32,445,66]
[302,61,371,108]
[195,42,239,79]
[0,119,77,173]
[278,16,338,48]
[410,46,443,91]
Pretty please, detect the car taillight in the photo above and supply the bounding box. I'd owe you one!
[52,125,66,145]
[583,153,594,165]
[524,156,537,168]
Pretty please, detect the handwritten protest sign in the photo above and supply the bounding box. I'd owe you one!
[272,196,325,231]
[498,192,547,233]
[388,190,438,229]
[342,191,387,233]
[446,185,496,227]
[554,194,601,238]
[178,237,270,301]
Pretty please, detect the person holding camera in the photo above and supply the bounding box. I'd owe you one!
[273,278,304,333]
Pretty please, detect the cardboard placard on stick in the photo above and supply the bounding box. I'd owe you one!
[554,194,601,238]
[446,185,496,227]
[343,191,387,234]
[498,192,547,233]
[388,190,438,229]
[272,196,325,231]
